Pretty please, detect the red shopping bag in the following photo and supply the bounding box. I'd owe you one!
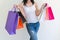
[16,17,24,29]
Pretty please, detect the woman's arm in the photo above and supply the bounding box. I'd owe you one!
[35,3,47,16]
[14,3,26,19]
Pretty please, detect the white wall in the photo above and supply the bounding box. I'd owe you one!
[0,0,60,40]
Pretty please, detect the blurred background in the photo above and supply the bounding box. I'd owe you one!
[0,0,60,40]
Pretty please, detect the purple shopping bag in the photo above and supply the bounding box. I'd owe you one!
[5,7,18,35]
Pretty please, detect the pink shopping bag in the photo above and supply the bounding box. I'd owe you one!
[45,7,55,20]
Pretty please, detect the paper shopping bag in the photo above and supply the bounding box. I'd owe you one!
[18,12,26,23]
[5,8,18,35]
[16,17,24,29]
[45,7,55,20]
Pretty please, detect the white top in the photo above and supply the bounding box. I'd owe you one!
[23,4,39,23]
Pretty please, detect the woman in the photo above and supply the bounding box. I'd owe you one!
[15,0,47,40]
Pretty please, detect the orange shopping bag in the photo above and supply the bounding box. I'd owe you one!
[17,17,24,29]
[45,7,49,20]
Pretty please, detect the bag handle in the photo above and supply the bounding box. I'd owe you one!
[38,3,47,20]
[11,6,17,11]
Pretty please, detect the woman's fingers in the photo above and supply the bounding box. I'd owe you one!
[42,3,47,9]
[13,4,18,8]
[44,3,47,7]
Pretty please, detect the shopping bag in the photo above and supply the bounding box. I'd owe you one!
[45,7,55,20]
[16,11,26,29]
[16,17,24,29]
[18,11,26,23]
[5,7,18,35]
[45,7,49,20]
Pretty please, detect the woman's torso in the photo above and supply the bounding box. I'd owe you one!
[23,4,39,23]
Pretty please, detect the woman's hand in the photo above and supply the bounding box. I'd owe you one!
[13,3,26,19]
[35,3,47,16]
[13,4,22,10]
[41,3,47,10]
[13,4,18,8]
